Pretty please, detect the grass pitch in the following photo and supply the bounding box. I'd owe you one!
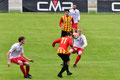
[0,12,120,80]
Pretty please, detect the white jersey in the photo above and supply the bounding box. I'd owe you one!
[74,34,88,48]
[69,9,80,23]
[9,43,24,59]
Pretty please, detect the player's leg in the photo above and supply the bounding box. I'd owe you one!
[58,54,70,78]
[73,49,83,68]
[24,62,31,77]
[58,54,65,78]
[19,57,31,79]
[66,56,72,75]
[18,60,27,77]
[74,23,78,33]
[68,47,76,56]
[61,48,74,66]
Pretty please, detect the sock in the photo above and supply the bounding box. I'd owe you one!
[26,65,30,75]
[75,55,81,65]
[20,65,27,77]
[68,53,71,56]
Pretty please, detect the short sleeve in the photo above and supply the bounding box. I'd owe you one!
[9,45,16,53]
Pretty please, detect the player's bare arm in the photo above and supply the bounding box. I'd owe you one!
[7,51,11,67]
[59,17,63,29]
[21,53,34,62]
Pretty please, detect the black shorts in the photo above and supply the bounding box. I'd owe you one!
[61,30,73,37]
[61,31,68,37]
[58,53,70,62]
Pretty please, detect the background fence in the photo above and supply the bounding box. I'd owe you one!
[9,0,97,11]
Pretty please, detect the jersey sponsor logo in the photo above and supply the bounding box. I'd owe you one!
[64,21,71,23]
[37,0,73,12]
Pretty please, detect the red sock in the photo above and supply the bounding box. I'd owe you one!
[26,66,30,75]
[75,55,81,65]
[20,65,27,77]
[68,53,71,56]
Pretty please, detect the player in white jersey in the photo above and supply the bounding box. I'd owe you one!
[68,28,88,68]
[69,5,80,33]
[7,37,34,79]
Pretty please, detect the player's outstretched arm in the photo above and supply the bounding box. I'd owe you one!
[52,39,60,47]
[7,51,11,67]
[21,53,34,62]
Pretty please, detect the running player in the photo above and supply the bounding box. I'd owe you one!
[52,32,76,78]
[69,4,80,33]
[69,28,88,68]
[7,37,34,79]
[59,9,74,37]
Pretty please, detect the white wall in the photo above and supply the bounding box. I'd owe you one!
[9,0,22,10]
[88,0,97,8]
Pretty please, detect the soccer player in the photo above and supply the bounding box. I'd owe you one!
[59,9,74,37]
[69,28,87,68]
[69,4,80,33]
[7,37,34,79]
[52,32,76,78]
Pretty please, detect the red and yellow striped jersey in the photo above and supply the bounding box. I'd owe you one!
[52,36,73,54]
[59,15,74,32]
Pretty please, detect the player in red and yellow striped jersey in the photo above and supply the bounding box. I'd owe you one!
[59,9,74,37]
[52,32,76,78]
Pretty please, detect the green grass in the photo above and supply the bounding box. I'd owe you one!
[0,12,120,80]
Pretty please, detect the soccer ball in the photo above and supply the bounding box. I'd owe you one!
[73,33,79,39]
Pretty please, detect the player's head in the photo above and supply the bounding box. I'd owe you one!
[65,9,69,16]
[18,36,26,44]
[73,4,77,10]
[77,28,82,35]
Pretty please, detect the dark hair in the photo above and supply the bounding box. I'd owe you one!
[65,9,69,12]
[67,32,73,36]
[18,37,25,42]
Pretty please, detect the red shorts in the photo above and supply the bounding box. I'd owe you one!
[10,57,27,64]
[71,46,83,54]
[72,23,78,29]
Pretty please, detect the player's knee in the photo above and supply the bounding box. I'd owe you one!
[78,51,82,55]
[69,49,73,53]
[18,61,23,65]
[67,61,70,65]
[25,62,29,66]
